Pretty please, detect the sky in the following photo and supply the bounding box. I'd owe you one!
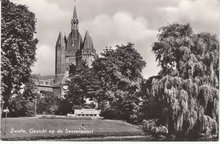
[12,0,220,79]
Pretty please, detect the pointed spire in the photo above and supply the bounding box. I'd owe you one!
[73,5,77,19]
[83,30,94,50]
[56,32,64,47]
[85,29,90,39]
[71,0,79,30]
[73,0,77,19]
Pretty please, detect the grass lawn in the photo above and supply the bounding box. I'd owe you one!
[0,117,145,140]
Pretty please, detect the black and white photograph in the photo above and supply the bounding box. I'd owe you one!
[0,0,219,142]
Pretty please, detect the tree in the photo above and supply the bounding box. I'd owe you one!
[1,0,38,109]
[37,91,59,115]
[143,23,219,138]
[138,75,162,121]
[65,62,105,109]
[10,78,39,117]
[65,43,146,123]
[92,43,146,123]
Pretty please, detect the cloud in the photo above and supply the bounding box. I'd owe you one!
[79,12,158,78]
[12,0,70,24]
[80,11,157,54]
[83,12,156,43]
[178,0,219,22]
[157,0,220,34]
[157,6,179,13]
[12,0,71,44]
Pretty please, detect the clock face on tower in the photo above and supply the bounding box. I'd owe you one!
[71,22,76,29]
[71,19,78,30]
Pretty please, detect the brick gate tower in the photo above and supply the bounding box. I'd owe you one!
[55,4,97,76]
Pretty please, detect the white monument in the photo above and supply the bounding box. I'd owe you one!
[67,109,101,119]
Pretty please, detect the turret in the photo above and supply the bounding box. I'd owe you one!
[82,30,95,53]
[81,30,97,67]
[56,32,65,48]
[55,32,66,75]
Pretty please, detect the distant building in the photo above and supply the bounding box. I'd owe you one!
[55,5,97,74]
[34,4,98,98]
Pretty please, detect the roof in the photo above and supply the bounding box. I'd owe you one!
[32,74,65,86]
[56,32,65,48]
[39,75,56,80]
[82,30,95,52]
[74,109,101,114]
[55,74,65,84]
[66,30,82,52]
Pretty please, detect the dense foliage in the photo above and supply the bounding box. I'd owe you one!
[93,43,146,123]
[1,0,38,110]
[141,24,219,139]
[65,62,104,107]
[9,78,39,117]
[36,91,59,115]
[65,43,146,123]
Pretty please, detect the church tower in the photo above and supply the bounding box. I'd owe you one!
[55,1,97,78]
[34,0,100,98]
[65,5,83,67]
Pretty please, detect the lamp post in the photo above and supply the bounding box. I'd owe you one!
[0,100,5,135]
[3,107,9,135]
[0,99,4,118]
[34,98,37,116]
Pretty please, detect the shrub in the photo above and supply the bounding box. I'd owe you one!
[9,96,35,117]
[142,119,168,137]
[55,99,72,115]
[142,119,157,134]
[37,91,59,114]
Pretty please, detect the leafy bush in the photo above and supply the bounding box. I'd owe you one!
[55,99,72,115]
[9,96,35,117]
[100,107,122,120]
[142,119,157,134]
[8,79,39,117]
[142,119,168,137]
[37,91,59,114]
